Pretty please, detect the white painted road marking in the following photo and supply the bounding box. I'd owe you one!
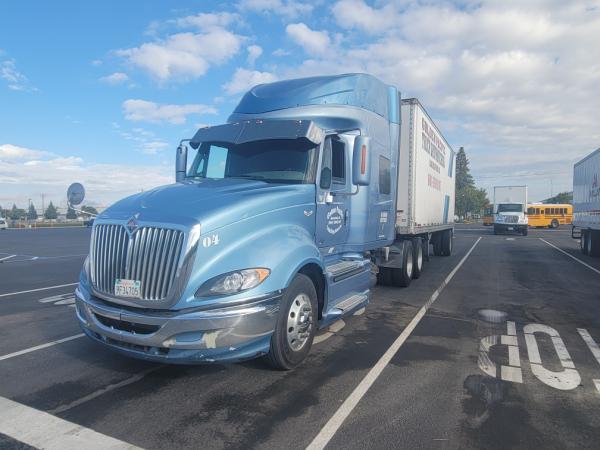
[0,254,16,262]
[0,282,78,298]
[524,323,581,391]
[0,396,140,449]
[306,236,482,450]
[39,293,76,307]
[577,328,600,392]
[0,334,84,362]
[478,321,523,384]
[540,238,600,276]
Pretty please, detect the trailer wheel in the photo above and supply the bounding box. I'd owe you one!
[432,232,442,256]
[550,219,559,229]
[411,237,423,279]
[391,240,413,287]
[581,231,588,255]
[441,229,452,256]
[265,274,317,370]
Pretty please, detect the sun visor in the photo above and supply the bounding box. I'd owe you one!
[190,119,324,149]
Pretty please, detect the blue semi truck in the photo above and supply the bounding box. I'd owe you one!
[75,74,455,369]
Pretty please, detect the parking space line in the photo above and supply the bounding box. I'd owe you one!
[539,238,600,276]
[0,254,16,262]
[0,334,84,362]
[0,282,78,298]
[0,396,140,449]
[306,236,482,450]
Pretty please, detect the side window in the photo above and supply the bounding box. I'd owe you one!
[527,207,534,214]
[379,156,391,195]
[206,145,228,178]
[331,139,346,185]
[536,208,540,214]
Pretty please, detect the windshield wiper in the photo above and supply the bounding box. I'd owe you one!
[229,175,266,180]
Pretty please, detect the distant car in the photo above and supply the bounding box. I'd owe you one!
[0,218,7,230]
[83,218,94,227]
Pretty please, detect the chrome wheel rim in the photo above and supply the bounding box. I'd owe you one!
[417,246,423,271]
[286,293,313,351]
[406,252,413,278]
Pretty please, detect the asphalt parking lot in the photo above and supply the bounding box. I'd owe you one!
[1,224,600,449]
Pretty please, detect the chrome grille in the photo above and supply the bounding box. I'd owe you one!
[90,224,185,301]
[506,215,518,223]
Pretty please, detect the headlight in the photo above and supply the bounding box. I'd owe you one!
[195,268,270,297]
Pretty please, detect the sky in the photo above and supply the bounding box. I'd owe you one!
[1,0,600,212]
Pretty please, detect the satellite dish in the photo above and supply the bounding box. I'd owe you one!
[67,182,85,206]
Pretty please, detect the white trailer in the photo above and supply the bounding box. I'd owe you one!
[493,185,528,235]
[376,98,455,287]
[573,148,600,256]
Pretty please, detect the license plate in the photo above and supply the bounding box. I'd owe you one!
[507,227,514,231]
[114,279,141,298]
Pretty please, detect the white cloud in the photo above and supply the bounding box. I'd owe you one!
[0,144,50,160]
[116,29,243,81]
[0,59,36,92]
[100,72,129,84]
[0,146,172,209]
[122,99,217,124]
[237,0,313,18]
[286,23,331,56]
[247,45,263,65]
[272,48,291,57]
[222,68,277,95]
[174,12,240,30]
[331,0,398,33]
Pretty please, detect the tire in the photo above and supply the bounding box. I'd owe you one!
[550,219,559,229]
[590,230,600,257]
[377,267,393,286]
[265,274,317,370]
[522,227,528,236]
[441,229,452,256]
[581,231,588,255]
[493,225,499,235]
[432,233,442,256]
[411,237,423,279]
[391,240,413,287]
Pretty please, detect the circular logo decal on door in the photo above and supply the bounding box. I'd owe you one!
[326,206,344,234]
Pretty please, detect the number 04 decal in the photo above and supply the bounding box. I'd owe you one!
[202,234,220,248]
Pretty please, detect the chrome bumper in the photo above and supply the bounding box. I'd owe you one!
[75,285,281,363]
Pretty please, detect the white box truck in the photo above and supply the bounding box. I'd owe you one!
[493,185,528,235]
[573,148,600,255]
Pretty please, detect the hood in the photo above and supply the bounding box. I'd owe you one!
[99,179,315,232]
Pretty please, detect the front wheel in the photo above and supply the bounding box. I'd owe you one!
[550,219,559,229]
[522,227,528,236]
[265,274,317,370]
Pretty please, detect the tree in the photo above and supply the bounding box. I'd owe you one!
[45,202,58,220]
[27,203,38,220]
[543,191,572,204]
[66,206,77,219]
[80,205,98,217]
[9,204,26,220]
[454,147,489,218]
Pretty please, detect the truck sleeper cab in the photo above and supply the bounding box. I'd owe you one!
[75,74,455,369]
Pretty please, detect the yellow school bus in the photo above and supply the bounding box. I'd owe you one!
[527,204,572,228]
[482,204,494,226]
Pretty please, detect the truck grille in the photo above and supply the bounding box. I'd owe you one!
[505,215,518,223]
[90,224,185,301]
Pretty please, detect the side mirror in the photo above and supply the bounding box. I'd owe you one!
[176,144,188,182]
[352,136,371,186]
[320,167,332,190]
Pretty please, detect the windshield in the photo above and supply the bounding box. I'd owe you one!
[186,139,318,184]
[497,203,523,213]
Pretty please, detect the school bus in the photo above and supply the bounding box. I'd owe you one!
[482,204,494,226]
[527,204,572,228]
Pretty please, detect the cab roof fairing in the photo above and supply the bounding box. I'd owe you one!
[230,73,400,125]
[189,119,325,149]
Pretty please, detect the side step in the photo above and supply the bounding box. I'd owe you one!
[326,260,364,279]
[334,293,368,312]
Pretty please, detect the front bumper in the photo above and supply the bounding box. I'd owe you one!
[75,284,281,364]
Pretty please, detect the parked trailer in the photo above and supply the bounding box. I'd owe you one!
[75,73,455,369]
[573,148,600,256]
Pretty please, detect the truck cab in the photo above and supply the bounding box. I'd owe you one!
[493,186,528,236]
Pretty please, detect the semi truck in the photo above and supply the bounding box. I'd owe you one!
[493,185,528,235]
[573,148,600,255]
[75,73,455,369]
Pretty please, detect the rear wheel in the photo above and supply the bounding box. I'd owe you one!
[441,229,452,256]
[391,240,413,287]
[432,233,442,256]
[266,274,317,370]
[411,237,423,279]
[377,267,393,285]
[550,219,559,229]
